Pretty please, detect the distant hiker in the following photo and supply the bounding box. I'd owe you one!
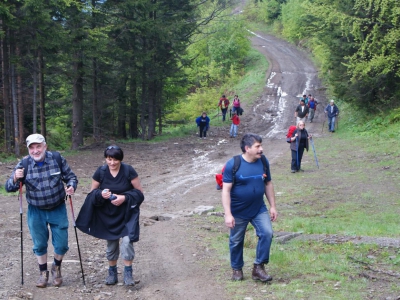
[76,145,144,286]
[215,165,226,190]
[324,100,339,132]
[232,95,241,115]
[307,96,318,123]
[299,94,309,105]
[222,133,278,282]
[289,120,311,173]
[295,99,309,123]
[230,110,240,138]
[218,94,230,122]
[195,112,210,139]
[5,133,78,288]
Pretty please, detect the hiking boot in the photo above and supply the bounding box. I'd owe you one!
[123,268,135,286]
[252,264,272,282]
[291,170,296,173]
[231,269,243,281]
[51,263,63,287]
[36,270,49,288]
[105,267,118,285]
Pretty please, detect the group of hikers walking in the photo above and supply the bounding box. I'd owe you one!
[5,92,341,290]
[196,94,243,139]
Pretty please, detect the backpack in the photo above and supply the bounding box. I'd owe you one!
[215,155,269,189]
[286,126,297,143]
[22,151,62,180]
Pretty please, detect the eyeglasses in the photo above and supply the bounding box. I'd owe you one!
[106,145,121,150]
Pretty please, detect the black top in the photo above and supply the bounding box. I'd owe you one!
[93,163,138,194]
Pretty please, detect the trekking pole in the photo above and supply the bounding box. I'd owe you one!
[295,135,299,170]
[322,114,326,133]
[310,137,319,169]
[19,181,24,285]
[217,107,220,121]
[67,194,86,287]
[336,115,339,130]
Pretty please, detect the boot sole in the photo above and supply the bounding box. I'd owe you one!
[252,276,272,282]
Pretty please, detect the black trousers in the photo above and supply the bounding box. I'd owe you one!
[291,144,305,170]
[199,125,207,137]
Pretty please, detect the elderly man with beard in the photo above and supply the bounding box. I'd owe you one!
[5,134,78,288]
[221,133,278,282]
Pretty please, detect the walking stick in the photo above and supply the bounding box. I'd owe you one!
[295,135,299,170]
[19,182,24,285]
[217,107,220,121]
[322,114,326,133]
[336,115,339,130]
[310,137,319,169]
[67,195,86,287]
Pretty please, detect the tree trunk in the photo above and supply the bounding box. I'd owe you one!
[72,51,84,150]
[129,77,138,138]
[147,80,156,140]
[38,49,46,137]
[32,58,38,133]
[92,58,100,140]
[11,64,19,156]
[16,46,24,148]
[1,25,12,152]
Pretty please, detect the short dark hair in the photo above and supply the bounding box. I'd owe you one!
[222,94,226,98]
[104,145,124,161]
[240,133,262,153]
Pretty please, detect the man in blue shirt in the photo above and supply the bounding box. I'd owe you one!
[324,100,340,132]
[222,133,278,282]
[5,134,78,288]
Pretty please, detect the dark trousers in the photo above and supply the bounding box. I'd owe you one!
[199,125,207,137]
[221,108,228,121]
[291,144,305,170]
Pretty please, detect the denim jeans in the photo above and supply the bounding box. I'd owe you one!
[328,116,336,131]
[291,145,305,171]
[230,124,238,137]
[229,211,273,270]
[27,202,69,256]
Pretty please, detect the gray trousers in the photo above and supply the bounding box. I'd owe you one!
[106,236,135,261]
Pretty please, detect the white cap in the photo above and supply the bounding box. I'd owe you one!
[26,134,46,147]
[330,99,334,103]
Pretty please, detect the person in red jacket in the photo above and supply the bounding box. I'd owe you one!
[218,94,230,121]
[230,110,240,138]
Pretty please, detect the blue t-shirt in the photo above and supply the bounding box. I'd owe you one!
[223,155,271,219]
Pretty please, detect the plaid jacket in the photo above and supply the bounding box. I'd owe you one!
[5,151,78,209]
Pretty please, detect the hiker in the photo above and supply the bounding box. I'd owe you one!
[232,95,241,115]
[76,145,144,286]
[295,99,309,123]
[221,133,278,282]
[308,96,318,123]
[229,110,240,138]
[289,120,311,173]
[218,94,230,121]
[5,133,78,288]
[299,94,308,105]
[195,111,210,139]
[324,100,339,132]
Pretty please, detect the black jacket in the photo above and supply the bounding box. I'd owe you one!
[76,188,144,242]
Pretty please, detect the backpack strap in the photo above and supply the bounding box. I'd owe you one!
[23,151,63,180]
[231,155,242,186]
[260,154,269,183]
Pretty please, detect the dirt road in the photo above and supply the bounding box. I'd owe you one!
[0,31,326,299]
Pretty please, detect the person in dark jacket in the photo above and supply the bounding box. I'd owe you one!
[289,121,311,173]
[324,100,339,132]
[295,99,309,123]
[76,145,144,286]
[195,112,210,139]
[5,133,78,288]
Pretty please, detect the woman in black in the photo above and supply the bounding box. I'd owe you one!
[76,145,144,286]
[289,121,311,173]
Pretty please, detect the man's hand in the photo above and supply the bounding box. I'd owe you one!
[269,207,278,222]
[224,214,235,228]
[14,168,24,182]
[65,185,75,196]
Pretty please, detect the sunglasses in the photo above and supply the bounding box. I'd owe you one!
[106,145,121,150]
